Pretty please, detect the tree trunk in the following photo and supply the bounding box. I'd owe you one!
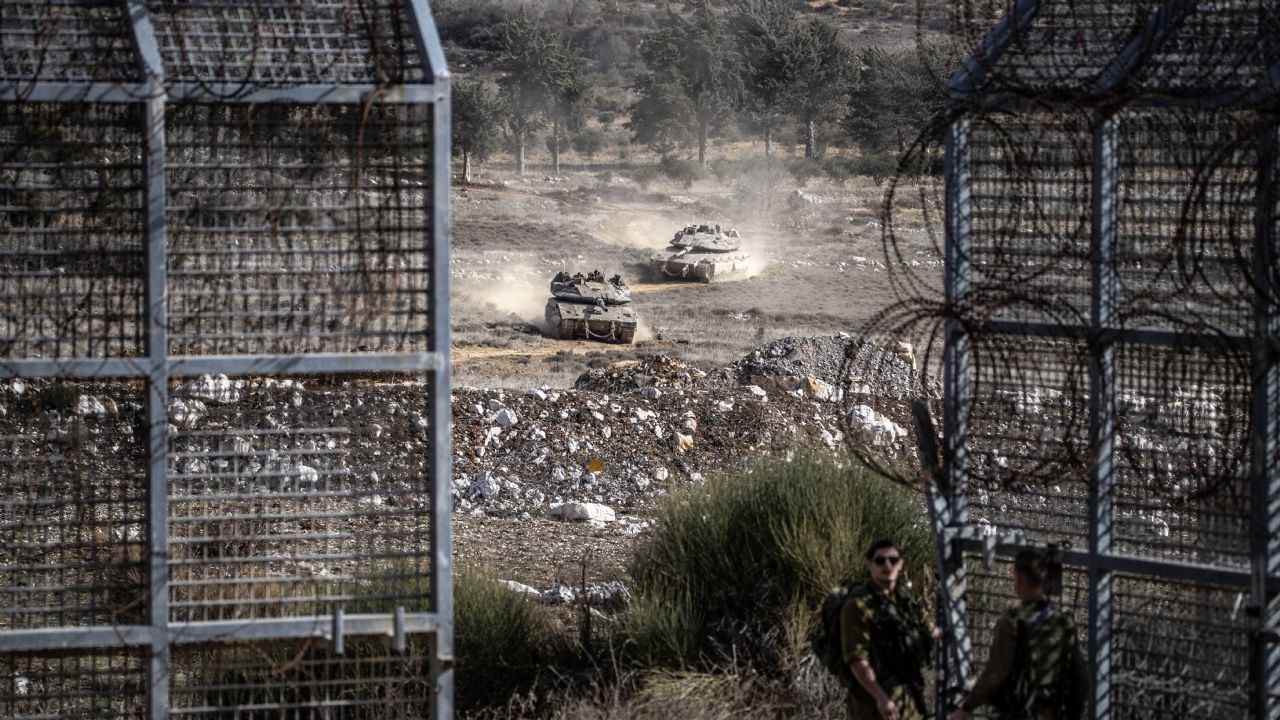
[764,127,772,158]
[804,119,816,159]
[516,140,526,177]
[698,119,708,169]
[463,149,471,184]
[552,118,561,176]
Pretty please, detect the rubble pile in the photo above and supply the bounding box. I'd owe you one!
[453,336,930,523]
[0,336,929,538]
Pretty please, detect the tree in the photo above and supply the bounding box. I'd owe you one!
[545,53,589,175]
[730,0,797,157]
[493,12,573,176]
[843,39,963,153]
[780,18,852,158]
[452,79,502,183]
[629,2,739,168]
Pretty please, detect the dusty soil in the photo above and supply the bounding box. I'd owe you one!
[449,167,943,592]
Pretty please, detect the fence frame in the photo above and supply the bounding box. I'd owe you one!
[936,2,1280,717]
[0,1,454,717]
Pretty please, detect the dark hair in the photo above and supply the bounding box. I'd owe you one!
[866,538,900,561]
[1014,548,1048,588]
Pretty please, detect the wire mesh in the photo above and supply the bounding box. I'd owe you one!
[1113,343,1253,567]
[151,1,427,88]
[967,112,1092,326]
[167,374,432,623]
[0,649,147,718]
[1116,109,1259,335]
[165,103,433,356]
[962,334,1091,544]
[1111,575,1251,718]
[0,1,141,85]
[170,639,431,719]
[0,379,148,631]
[0,102,146,359]
[1128,0,1274,97]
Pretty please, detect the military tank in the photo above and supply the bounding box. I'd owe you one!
[545,270,638,344]
[650,223,751,282]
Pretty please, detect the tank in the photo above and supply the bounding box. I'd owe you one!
[649,223,752,282]
[545,270,638,344]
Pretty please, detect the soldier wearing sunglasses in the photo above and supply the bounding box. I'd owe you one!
[841,539,935,720]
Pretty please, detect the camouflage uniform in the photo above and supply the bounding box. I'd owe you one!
[840,582,932,720]
[961,599,1088,720]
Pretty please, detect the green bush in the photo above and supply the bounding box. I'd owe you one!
[787,157,823,186]
[456,570,557,712]
[622,454,929,667]
[853,152,899,184]
[821,156,857,186]
[659,155,704,189]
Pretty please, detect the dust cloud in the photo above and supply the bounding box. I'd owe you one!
[454,262,552,333]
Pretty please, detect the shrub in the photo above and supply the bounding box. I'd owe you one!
[787,157,823,187]
[821,156,857,186]
[853,152,899,184]
[455,570,556,711]
[658,156,704,189]
[623,454,929,667]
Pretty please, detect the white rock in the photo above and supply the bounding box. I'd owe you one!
[690,472,704,483]
[744,385,768,400]
[182,373,240,404]
[469,403,485,415]
[530,427,547,441]
[75,395,108,418]
[566,437,580,454]
[716,399,734,412]
[494,408,519,428]
[294,465,320,486]
[633,408,656,422]
[548,501,616,523]
[602,426,612,439]
[525,388,547,401]
[540,586,576,605]
[10,379,25,396]
[551,467,568,482]
[640,386,661,400]
[498,580,540,598]
[653,423,665,439]
[487,399,506,412]
[168,397,206,429]
[653,467,669,482]
[221,436,253,457]
[470,472,501,499]
[632,476,650,491]
[591,410,606,422]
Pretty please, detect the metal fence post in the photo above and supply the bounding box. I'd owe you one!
[406,2,455,717]
[126,2,171,716]
[1088,110,1119,720]
[1252,119,1280,720]
[943,116,976,703]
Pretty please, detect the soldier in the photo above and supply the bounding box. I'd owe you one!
[949,548,1088,720]
[842,539,935,720]
[609,273,625,287]
[587,269,604,282]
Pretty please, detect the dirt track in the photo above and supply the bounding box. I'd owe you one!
[450,172,940,390]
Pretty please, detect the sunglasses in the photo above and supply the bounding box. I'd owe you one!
[873,555,901,567]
